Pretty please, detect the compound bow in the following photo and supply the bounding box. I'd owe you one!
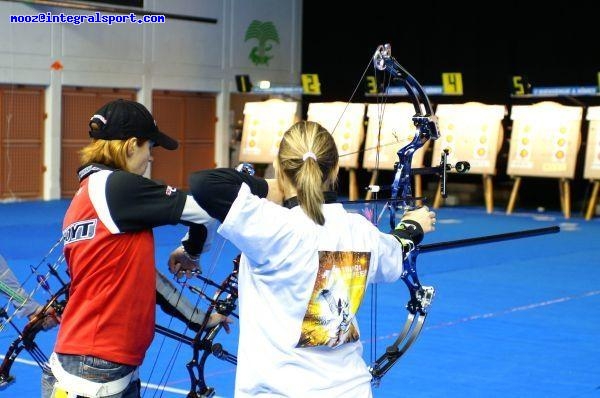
[366,42,447,384]
[362,43,559,385]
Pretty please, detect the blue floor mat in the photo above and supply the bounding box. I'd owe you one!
[1,200,599,397]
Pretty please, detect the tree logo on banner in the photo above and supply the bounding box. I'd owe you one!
[244,20,280,66]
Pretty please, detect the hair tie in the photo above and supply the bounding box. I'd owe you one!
[302,151,317,162]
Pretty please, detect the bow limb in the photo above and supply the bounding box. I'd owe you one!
[369,245,434,384]
[372,44,441,228]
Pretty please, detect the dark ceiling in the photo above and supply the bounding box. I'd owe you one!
[302,1,600,105]
[301,1,600,210]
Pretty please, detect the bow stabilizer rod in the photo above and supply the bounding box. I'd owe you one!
[420,225,560,253]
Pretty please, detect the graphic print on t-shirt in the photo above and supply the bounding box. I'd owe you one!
[296,251,371,348]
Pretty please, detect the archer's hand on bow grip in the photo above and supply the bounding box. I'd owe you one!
[401,206,437,234]
[168,246,201,279]
[206,313,233,333]
[36,306,60,331]
[25,305,60,333]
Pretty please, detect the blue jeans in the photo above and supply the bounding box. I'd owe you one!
[41,353,139,398]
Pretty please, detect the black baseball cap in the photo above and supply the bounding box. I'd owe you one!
[88,99,178,150]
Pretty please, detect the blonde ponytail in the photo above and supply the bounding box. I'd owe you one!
[277,121,338,225]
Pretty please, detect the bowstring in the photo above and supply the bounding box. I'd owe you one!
[142,276,190,398]
[369,66,394,366]
[328,56,374,137]
[325,51,399,369]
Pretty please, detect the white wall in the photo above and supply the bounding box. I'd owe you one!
[0,0,302,199]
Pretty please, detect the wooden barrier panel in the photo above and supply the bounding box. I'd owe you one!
[0,86,45,200]
[239,99,299,164]
[152,91,217,191]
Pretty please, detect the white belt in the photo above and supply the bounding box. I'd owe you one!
[49,352,138,397]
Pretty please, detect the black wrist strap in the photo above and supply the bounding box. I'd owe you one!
[390,220,424,245]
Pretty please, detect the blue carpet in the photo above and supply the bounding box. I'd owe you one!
[1,200,599,397]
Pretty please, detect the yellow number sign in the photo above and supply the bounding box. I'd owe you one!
[442,72,463,95]
[365,75,378,94]
[301,74,321,95]
[512,76,525,95]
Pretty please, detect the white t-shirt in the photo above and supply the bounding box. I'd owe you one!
[218,183,407,398]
